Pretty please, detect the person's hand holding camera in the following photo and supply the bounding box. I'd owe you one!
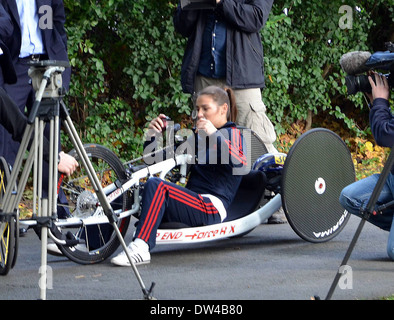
[368,71,390,101]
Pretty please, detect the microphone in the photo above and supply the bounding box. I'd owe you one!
[339,51,371,75]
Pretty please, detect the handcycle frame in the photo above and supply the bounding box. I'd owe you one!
[0,61,155,300]
[46,127,354,253]
[52,151,281,243]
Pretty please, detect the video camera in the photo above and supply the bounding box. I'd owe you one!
[340,42,394,95]
[181,0,217,10]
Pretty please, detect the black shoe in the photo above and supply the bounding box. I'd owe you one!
[267,208,287,224]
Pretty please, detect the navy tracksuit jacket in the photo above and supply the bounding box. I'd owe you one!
[136,122,247,249]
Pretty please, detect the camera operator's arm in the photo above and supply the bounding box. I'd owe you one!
[216,0,273,33]
[369,73,394,148]
[173,2,200,37]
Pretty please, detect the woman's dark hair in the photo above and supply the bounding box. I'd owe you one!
[196,86,238,122]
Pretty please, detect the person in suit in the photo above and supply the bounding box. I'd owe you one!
[0,0,71,218]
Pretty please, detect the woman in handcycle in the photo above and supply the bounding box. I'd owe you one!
[340,72,394,260]
[111,86,248,266]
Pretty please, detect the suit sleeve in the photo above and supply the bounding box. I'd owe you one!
[0,88,52,162]
[0,4,13,40]
[51,0,68,52]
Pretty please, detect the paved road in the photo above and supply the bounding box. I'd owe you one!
[1,215,393,301]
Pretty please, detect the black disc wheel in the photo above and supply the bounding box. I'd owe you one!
[57,144,132,264]
[281,129,355,243]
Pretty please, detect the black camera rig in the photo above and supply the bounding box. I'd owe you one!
[181,0,217,10]
[344,42,394,95]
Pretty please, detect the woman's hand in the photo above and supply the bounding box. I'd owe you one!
[196,118,217,136]
[146,114,168,137]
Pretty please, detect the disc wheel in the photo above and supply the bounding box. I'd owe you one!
[281,129,355,243]
[58,144,132,264]
[0,157,16,275]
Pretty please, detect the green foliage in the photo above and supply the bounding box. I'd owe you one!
[261,0,394,136]
[63,0,394,160]
[63,0,189,160]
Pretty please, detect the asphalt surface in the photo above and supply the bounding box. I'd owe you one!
[1,215,393,301]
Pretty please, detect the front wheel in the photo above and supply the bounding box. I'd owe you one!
[57,144,132,264]
[0,157,17,275]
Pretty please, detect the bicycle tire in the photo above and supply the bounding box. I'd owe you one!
[0,157,16,275]
[57,144,132,264]
[281,128,355,243]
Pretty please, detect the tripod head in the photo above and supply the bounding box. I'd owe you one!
[27,60,70,99]
[27,60,70,124]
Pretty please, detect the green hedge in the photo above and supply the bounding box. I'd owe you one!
[63,0,394,161]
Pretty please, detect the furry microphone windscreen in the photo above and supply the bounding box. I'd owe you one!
[340,51,371,75]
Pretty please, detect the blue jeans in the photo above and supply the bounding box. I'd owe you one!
[339,173,394,260]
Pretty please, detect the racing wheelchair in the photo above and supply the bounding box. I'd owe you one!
[13,124,355,265]
[50,123,355,264]
[0,60,355,300]
[0,63,357,267]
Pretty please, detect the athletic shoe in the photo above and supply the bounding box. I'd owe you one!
[47,243,88,256]
[47,243,63,256]
[111,242,151,266]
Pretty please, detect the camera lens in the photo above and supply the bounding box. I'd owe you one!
[345,75,372,95]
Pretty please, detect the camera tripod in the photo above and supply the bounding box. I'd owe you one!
[323,146,394,300]
[0,61,155,300]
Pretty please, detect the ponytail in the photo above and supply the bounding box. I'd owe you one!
[224,87,237,122]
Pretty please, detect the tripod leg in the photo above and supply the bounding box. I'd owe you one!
[39,199,49,300]
[325,217,367,300]
[1,124,35,213]
[324,148,394,300]
[61,110,155,299]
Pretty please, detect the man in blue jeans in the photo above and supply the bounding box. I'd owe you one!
[339,72,394,260]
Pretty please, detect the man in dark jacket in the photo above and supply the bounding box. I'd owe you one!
[174,0,286,224]
[340,72,394,260]
[174,0,277,154]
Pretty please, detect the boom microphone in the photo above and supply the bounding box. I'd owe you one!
[339,51,371,75]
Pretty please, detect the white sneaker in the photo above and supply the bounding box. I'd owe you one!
[47,243,63,256]
[111,242,151,266]
[47,243,88,256]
